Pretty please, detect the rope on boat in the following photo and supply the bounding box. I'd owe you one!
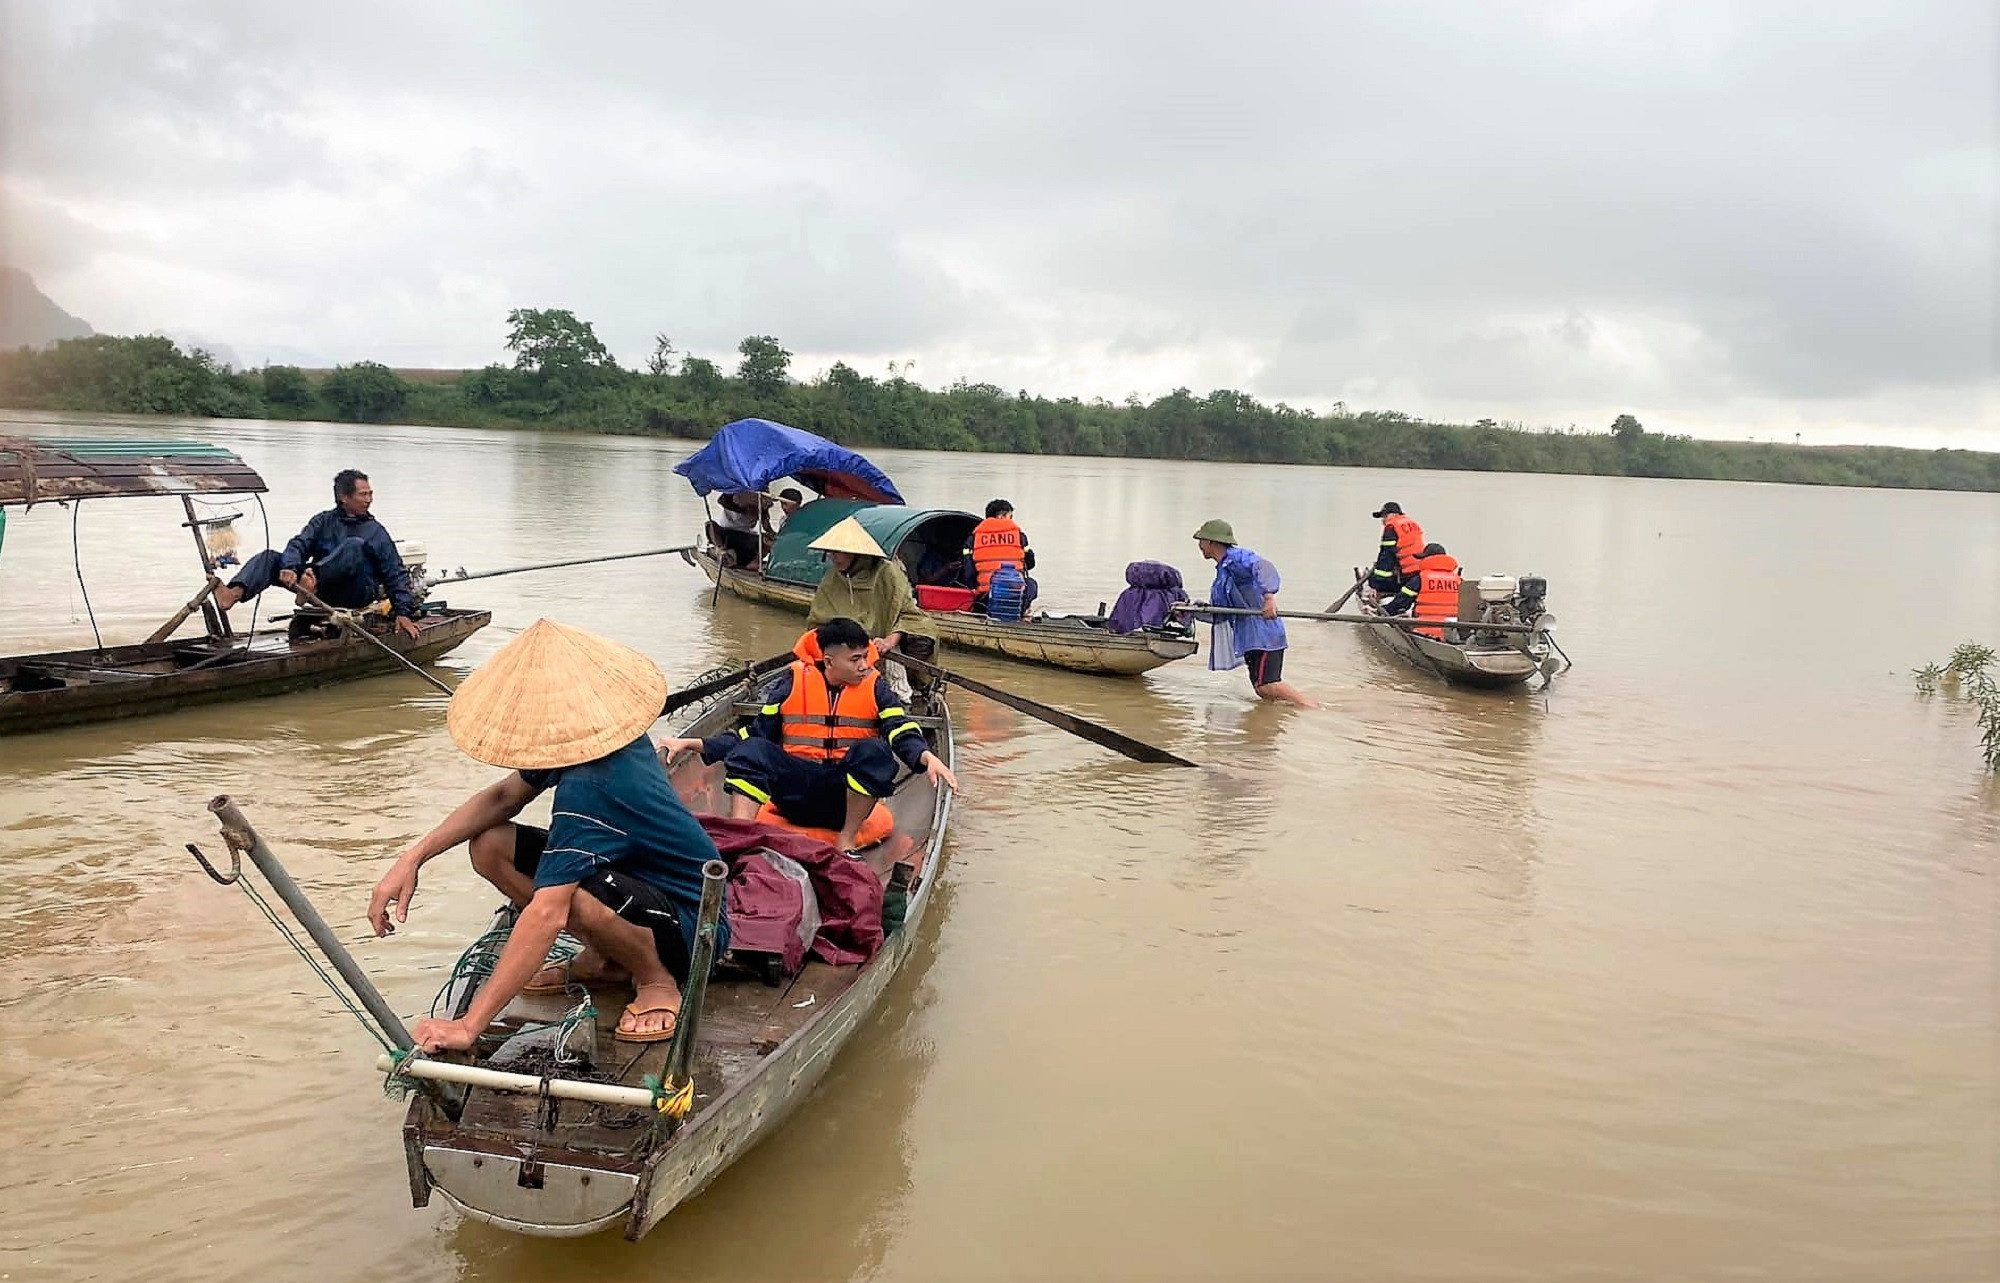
[70,500,103,651]
[196,842,600,1100]
[643,1070,696,1120]
[376,922,600,1100]
[221,867,403,1054]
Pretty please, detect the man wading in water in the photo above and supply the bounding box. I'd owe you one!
[366,619,724,1048]
[1189,519,1319,709]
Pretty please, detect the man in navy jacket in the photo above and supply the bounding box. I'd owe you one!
[216,468,420,638]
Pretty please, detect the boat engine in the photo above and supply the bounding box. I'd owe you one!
[397,541,431,605]
[1514,574,1549,628]
[1465,573,1551,633]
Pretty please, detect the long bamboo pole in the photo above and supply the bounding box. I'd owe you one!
[206,796,416,1050]
[1320,579,1365,615]
[884,649,1199,767]
[425,545,695,589]
[660,859,730,1102]
[1180,605,1549,635]
[290,586,454,695]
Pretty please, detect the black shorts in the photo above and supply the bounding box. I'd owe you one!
[513,825,692,983]
[1243,648,1285,688]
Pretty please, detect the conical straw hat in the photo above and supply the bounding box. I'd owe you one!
[447,619,668,770]
[808,516,886,558]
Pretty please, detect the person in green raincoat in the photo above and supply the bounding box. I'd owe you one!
[805,517,939,682]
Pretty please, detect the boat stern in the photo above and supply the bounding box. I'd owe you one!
[420,1143,641,1237]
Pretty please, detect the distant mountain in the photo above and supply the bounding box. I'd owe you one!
[170,334,245,369]
[1,267,94,349]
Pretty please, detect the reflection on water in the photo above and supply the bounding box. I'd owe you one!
[1,412,1995,1282]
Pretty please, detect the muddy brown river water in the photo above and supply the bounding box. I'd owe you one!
[0,413,1994,1281]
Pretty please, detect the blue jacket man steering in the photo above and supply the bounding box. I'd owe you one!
[216,468,420,639]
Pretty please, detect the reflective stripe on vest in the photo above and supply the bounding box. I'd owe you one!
[967,517,1026,592]
[1384,513,1426,575]
[1412,554,1461,638]
[778,660,882,760]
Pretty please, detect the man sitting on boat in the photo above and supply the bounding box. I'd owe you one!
[708,490,773,569]
[963,498,1038,617]
[214,468,420,640]
[1368,501,1426,598]
[660,617,958,856]
[366,619,723,1050]
[805,516,940,689]
[1380,542,1462,639]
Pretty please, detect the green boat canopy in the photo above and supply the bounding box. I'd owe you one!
[763,499,980,588]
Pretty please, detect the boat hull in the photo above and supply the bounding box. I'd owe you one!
[686,548,1195,677]
[1355,608,1545,689]
[0,609,490,735]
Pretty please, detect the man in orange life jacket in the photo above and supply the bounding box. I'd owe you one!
[660,618,958,853]
[963,498,1038,612]
[1381,542,1462,639]
[1368,501,1426,596]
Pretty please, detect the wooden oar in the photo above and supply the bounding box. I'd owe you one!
[146,575,223,643]
[291,587,454,694]
[658,651,795,718]
[1321,578,1365,615]
[883,650,1199,768]
[1181,604,1547,636]
[425,545,695,589]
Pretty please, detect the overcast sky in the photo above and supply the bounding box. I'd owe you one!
[2,0,1994,447]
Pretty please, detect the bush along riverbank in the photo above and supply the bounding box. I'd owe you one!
[3,308,1994,492]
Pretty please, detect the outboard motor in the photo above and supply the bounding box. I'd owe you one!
[1515,574,1548,627]
[1464,573,1552,634]
[397,540,432,605]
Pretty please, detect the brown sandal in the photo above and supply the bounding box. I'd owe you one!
[616,994,681,1043]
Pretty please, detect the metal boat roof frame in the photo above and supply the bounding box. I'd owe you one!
[0,437,267,508]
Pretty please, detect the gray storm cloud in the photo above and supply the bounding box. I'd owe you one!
[1,0,1993,445]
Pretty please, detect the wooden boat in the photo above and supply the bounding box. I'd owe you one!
[0,615,490,734]
[1349,568,1561,690]
[0,437,488,734]
[685,499,1198,677]
[671,419,1196,677]
[394,667,954,1239]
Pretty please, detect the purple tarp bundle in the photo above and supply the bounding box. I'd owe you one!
[1106,560,1188,634]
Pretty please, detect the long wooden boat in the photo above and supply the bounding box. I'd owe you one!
[396,668,954,1239]
[1350,570,1559,690]
[684,499,1198,677]
[0,436,488,733]
[0,611,490,734]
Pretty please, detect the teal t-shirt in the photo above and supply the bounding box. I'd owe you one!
[518,735,726,955]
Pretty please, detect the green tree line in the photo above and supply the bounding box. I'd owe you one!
[3,310,1995,493]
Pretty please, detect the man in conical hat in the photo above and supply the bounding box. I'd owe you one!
[365,619,723,1049]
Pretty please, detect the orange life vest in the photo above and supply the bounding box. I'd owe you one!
[1384,513,1426,575]
[779,631,885,761]
[1412,552,1461,639]
[755,799,896,850]
[967,516,1027,592]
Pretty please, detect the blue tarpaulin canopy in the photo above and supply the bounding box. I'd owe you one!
[673,419,904,505]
